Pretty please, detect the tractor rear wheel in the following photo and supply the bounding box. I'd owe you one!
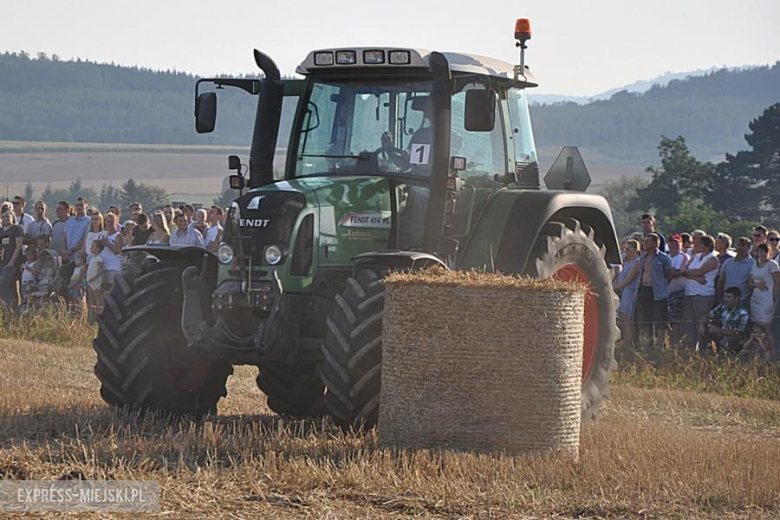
[256,361,326,417]
[93,259,232,417]
[524,218,618,420]
[321,269,384,429]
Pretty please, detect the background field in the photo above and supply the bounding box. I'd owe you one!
[1,337,779,518]
[0,142,647,206]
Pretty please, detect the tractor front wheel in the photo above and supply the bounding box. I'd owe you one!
[93,259,232,417]
[524,218,618,420]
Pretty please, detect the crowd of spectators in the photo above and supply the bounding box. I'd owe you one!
[0,195,225,317]
[613,213,780,361]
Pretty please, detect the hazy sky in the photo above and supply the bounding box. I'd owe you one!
[2,0,779,96]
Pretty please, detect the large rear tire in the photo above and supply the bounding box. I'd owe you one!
[321,270,384,429]
[524,218,618,420]
[256,361,326,417]
[93,259,232,417]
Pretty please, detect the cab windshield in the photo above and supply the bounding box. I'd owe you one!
[294,78,434,179]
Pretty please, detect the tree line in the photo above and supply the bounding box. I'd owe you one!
[600,103,780,239]
[11,178,170,222]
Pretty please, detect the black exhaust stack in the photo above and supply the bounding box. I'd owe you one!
[249,50,284,188]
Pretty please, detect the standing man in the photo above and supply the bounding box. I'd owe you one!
[715,233,735,267]
[641,213,667,253]
[751,225,768,258]
[179,204,195,227]
[717,237,755,308]
[636,233,673,344]
[129,202,143,223]
[162,205,176,231]
[169,213,204,247]
[51,201,71,258]
[667,234,690,345]
[11,195,35,232]
[205,205,223,252]
[23,200,52,246]
[64,198,91,263]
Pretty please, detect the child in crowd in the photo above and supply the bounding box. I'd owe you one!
[68,251,87,316]
[193,208,209,236]
[21,245,39,303]
[737,325,773,361]
[87,241,105,319]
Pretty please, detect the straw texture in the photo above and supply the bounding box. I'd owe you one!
[379,269,586,459]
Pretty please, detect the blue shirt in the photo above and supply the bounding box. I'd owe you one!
[638,250,672,301]
[720,255,756,306]
[64,214,91,252]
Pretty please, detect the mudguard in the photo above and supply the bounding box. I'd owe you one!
[459,190,621,273]
[123,245,219,272]
[352,250,448,274]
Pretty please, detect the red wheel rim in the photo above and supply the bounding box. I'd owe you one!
[553,264,599,382]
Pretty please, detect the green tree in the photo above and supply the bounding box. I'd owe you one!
[24,181,34,203]
[707,103,780,225]
[598,175,649,238]
[120,178,169,213]
[632,136,715,220]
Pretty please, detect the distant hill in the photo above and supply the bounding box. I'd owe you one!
[1,52,778,167]
[530,62,780,165]
[529,67,726,105]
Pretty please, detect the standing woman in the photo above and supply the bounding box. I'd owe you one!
[613,238,641,348]
[84,211,105,263]
[100,213,124,294]
[749,243,780,359]
[147,211,171,245]
[0,210,24,307]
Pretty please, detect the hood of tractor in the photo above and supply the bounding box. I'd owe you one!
[225,176,394,277]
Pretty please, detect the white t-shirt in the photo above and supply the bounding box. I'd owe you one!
[205,224,222,248]
[668,252,690,293]
[85,231,106,262]
[684,252,717,297]
[100,232,123,272]
[87,255,104,290]
[16,213,35,232]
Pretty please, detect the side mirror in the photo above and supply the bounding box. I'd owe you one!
[228,155,241,171]
[195,92,217,134]
[464,89,496,132]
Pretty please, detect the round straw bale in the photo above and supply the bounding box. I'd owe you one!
[378,269,585,459]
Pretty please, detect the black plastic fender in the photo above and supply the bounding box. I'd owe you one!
[478,190,621,274]
[352,250,448,274]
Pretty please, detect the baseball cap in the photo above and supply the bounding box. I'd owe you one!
[668,234,682,243]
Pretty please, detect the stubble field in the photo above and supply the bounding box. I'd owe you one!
[1,337,779,518]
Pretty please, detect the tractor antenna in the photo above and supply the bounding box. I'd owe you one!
[513,18,532,82]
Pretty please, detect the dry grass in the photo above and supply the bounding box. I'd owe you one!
[1,339,780,517]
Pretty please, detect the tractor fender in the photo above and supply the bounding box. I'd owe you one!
[123,245,219,274]
[460,190,621,273]
[351,250,448,274]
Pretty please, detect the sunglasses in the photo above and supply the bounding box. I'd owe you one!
[769,237,779,242]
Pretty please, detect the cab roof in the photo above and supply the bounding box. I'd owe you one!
[296,47,538,87]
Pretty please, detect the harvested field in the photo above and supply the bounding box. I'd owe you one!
[1,338,779,518]
[0,142,645,205]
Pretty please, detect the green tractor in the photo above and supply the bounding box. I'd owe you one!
[94,23,620,428]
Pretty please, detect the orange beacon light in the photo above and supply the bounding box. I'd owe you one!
[515,18,532,43]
